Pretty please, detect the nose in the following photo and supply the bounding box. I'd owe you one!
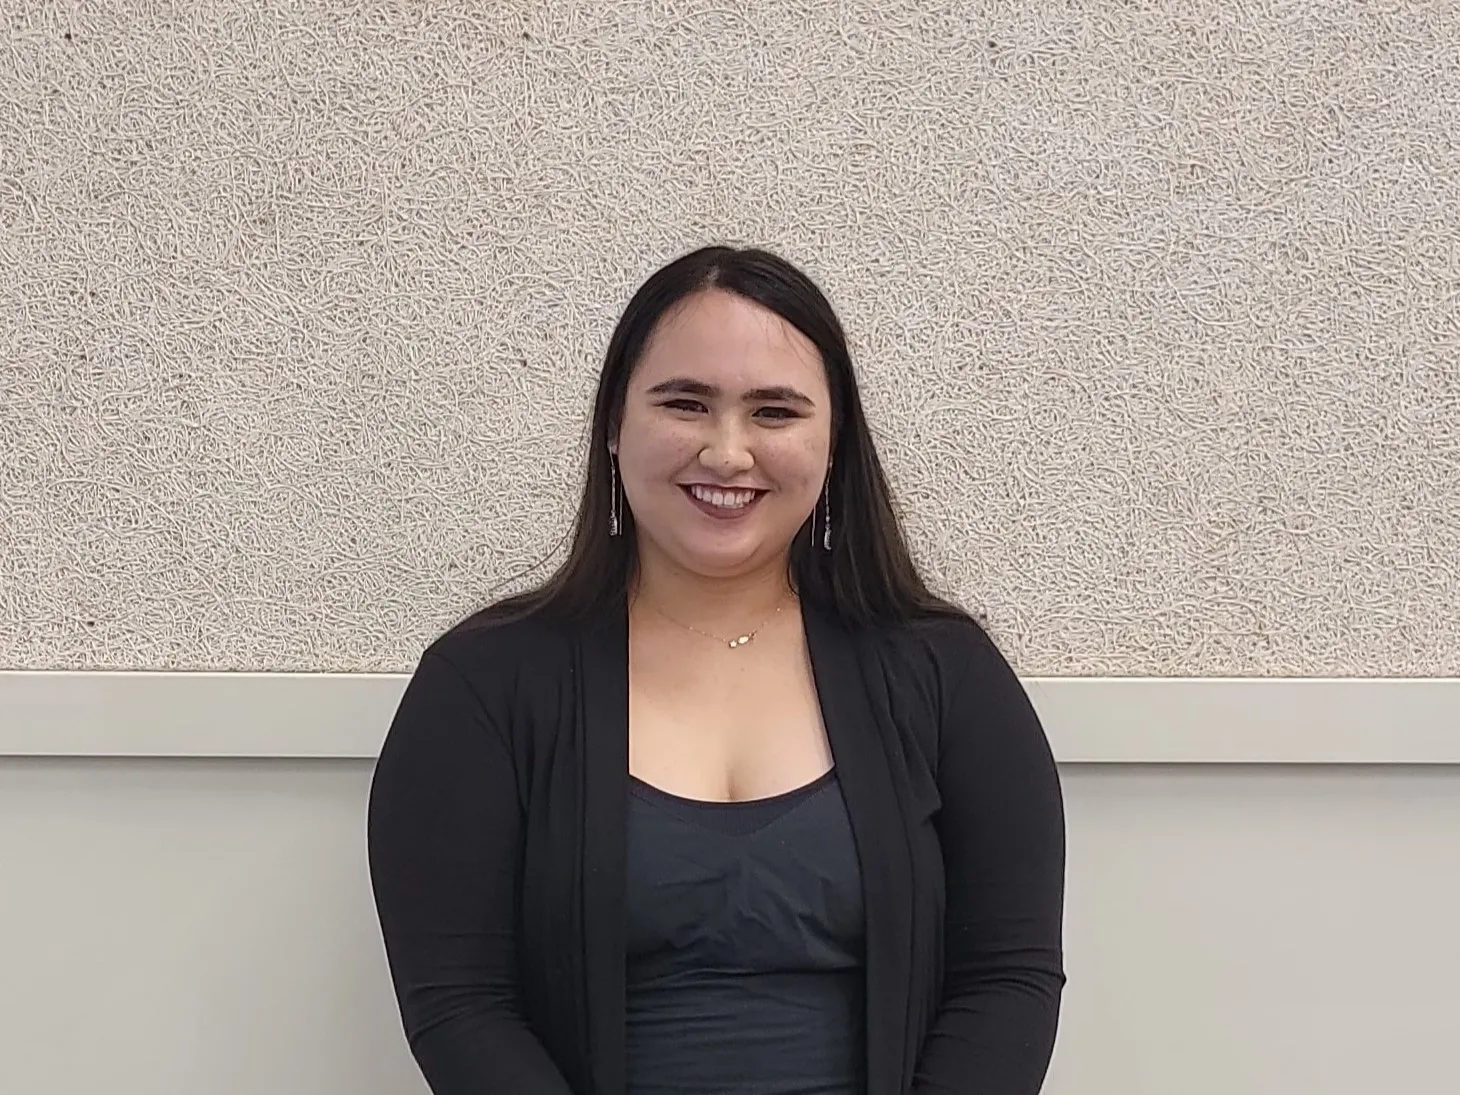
[698,422,754,477]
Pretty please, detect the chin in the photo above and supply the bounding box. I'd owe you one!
[678,550,762,578]
[670,536,769,578]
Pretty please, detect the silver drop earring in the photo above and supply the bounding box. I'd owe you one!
[821,481,832,551]
[609,455,622,536]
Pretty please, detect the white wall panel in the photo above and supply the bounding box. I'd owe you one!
[3,672,1459,763]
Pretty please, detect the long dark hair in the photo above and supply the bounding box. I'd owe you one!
[459,245,969,631]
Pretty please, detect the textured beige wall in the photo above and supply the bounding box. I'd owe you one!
[2,0,1456,673]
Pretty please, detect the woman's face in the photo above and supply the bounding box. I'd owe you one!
[612,288,834,580]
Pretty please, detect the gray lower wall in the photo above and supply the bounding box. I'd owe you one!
[3,757,1457,1094]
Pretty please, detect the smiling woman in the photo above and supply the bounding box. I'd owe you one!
[367,246,1066,1095]
[454,245,967,631]
[615,289,833,582]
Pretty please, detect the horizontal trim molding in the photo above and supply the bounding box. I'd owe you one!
[1,672,1457,764]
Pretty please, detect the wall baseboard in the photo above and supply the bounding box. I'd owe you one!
[2,672,1456,763]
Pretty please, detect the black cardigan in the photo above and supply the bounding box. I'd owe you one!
[367,599,1066,1095]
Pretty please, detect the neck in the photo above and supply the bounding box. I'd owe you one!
[630,547,795,628]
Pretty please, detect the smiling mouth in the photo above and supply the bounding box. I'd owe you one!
[680,484,766,517]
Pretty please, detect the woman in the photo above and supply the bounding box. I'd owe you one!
[367,246,1066,1095]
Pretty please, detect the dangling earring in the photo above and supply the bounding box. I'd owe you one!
[609,455,622,536]
[821,480,832,551]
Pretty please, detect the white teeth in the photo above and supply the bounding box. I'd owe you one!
[689,485,758,509]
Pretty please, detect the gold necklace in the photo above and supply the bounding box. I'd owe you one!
[640,594,794,650]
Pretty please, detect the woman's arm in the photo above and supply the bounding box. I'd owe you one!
[914,623,1067,1094]
[367,649,575,1095]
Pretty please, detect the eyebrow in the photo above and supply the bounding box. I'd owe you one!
[645,377,817,407]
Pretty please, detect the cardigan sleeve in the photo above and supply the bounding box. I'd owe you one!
[913,622,1067,1094]
[367,648,575,1095]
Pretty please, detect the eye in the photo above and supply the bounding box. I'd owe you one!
[754,406,800,421]
[660,398,706,413]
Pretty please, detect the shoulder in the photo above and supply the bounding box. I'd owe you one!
[868,612,1037,755]
[898,611,996,658]
[905,612,1030,708]
[430,607,569,659]
[418,608,579,703]
[824,611,988,758]
[871,611,1004,697]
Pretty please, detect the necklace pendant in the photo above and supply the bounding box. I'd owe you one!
[730,635,751,648]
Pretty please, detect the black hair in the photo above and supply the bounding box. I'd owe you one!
[458,245,969,630]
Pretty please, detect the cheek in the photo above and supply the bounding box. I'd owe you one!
[764,434,830,494]
[618,419,696,480]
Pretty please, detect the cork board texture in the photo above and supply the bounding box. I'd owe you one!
[1,0,1457,674]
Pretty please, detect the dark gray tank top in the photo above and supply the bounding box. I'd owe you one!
[624,769,866,1095]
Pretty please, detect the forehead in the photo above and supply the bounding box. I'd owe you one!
[633,289,828,394]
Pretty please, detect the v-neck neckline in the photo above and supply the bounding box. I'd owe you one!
[575,595,916,1095]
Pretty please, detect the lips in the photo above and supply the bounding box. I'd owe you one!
[680,484,766,520]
